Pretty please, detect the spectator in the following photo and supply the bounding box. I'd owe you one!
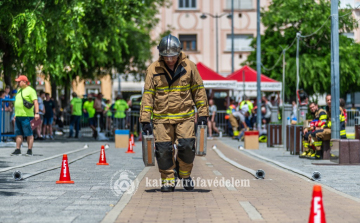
[261,106,267,122]
[126,99,132,128]
[83,94,97,138]
[250,106,258,129]
[68,92,83,138]
[35,91,45,140]
[0,90,5,99]
[0,90,6,111]
[93,92,104,131]
[239,95,253,114]
[4,86,11,110]
[11,75,39,156]
[10,90,17,130]
[270,95,277,107]
[262,96,272,123]
[112,95,129,130]
[233,110,247,141]
[43,93,55,139]
[340,98,347,125]
[244,111,252,129]
[104,99,113,132]
[351,103,358,111]
[291,101,297,120]
[207,99,220,140]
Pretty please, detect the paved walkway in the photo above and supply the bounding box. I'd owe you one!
[2,136,360,222]
[219,137,360,199]
[112,139,360,223]
[0,140,144,223]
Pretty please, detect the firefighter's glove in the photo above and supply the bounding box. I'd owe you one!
[198,116,208,125]
[142,122,152,135]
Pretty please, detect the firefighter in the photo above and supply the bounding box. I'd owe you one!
[310,94,346,159]
[299,102,327,158]
[239,95,253,114]
[140,34,209,192]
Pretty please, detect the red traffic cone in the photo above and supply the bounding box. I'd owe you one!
[308,185,326,223]
[56,154,74,184]
[131,134,135,146]
[97,145,109,165]
[126,138,135,153]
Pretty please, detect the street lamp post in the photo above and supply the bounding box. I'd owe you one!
[200,13,231,73]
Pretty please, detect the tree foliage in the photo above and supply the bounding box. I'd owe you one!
[243,0,360,99]
[0,0,167,89]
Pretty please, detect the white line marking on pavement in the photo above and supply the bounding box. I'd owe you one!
[239,201,263,220]
[226,184,237,191]
[101,167,151,223]
[213,170,222,176]
[201,157,207,160]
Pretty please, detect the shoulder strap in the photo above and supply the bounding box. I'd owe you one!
[20,89,25,100]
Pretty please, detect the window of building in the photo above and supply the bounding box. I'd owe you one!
[342,32,354,39]
[179,35,197,51]
[86,88,100,96]
[226,34,253,52]
[178,0,196,9]
[226,0,253,10]
[340,0,355,9]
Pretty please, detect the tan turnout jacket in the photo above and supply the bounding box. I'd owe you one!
[140,52,209,124]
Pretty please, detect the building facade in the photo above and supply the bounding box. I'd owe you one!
[151,0,360,76]
[34,0,360,100]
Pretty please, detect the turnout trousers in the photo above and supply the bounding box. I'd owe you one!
[153,119,196,186]
[311,129,332,151]
[302,132,312,152]
[228,114,239,137]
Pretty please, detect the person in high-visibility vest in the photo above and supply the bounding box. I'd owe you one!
[104,99,113,132]
[239,96,253,114]
[113,95,129,129]
[310,94,346,159]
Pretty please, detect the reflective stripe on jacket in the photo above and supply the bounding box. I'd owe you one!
[140,52,209,124]
[324,106,346,136]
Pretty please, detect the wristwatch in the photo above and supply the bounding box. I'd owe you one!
[35,113,39,115]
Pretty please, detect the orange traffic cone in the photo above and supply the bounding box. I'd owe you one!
[126,138,135,153]
[308,185,326,223]
[97,145,109,165]
[131,134,135,146]
[56,154,74,184]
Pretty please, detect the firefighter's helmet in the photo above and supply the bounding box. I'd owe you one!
[157,34,182,57]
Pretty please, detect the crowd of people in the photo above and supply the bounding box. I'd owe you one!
[0,82,139,143]
[67,92,132,139]
[206,95,280,141]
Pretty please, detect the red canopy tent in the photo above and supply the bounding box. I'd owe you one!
[226,65,282,91]
[196,62,236,89]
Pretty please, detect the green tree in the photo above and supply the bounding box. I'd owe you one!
[0,0,47,89]
[0,0,167,93]
[243,0,360,99]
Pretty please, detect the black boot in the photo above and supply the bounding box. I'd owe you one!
[314,150,322,160]
[161,185,175,192]
[183,177,194,191]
